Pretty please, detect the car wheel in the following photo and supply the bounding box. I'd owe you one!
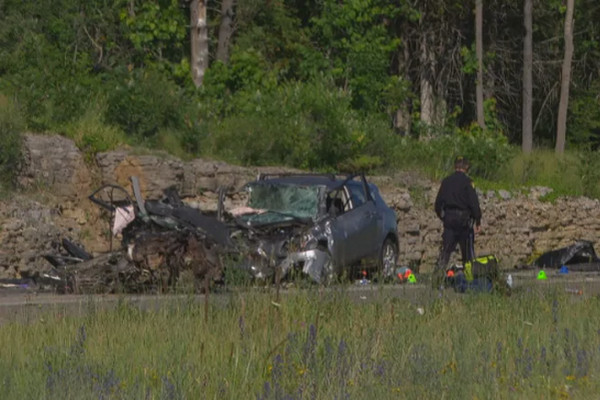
[379,238,398,280]
[320,253,336,285]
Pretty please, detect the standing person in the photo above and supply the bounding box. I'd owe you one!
[433,156,482,287]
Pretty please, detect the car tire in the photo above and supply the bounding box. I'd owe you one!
[379,238,398,280]
[320,253,337,285]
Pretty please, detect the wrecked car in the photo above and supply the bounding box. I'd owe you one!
[532,240,600,271]
[226,173,399,283]
[40,178,230,294]
[38,172,399,293]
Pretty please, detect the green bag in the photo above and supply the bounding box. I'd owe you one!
[463,255,499,282]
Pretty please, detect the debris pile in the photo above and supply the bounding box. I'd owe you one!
[38,177,232,294]
[532,240,600,271]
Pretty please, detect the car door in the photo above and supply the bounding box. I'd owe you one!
[329,181,380,266]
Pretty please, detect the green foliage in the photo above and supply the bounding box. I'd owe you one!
[575,149,600,199]
[390,98,513,180]
[309,0,400,111]
[227,48,278,92]
[106,69,193,140]
[338,154,383,173]
[154,125,207,160]
[0,0,599,198]
[62,99,127,161]
[233,0,321,82]
[460,44,478,74]
[0,95,23,187]
[0,33,102,131]
[0,0,191,136]
[118,0,188,71]
[380,75,414,117]
[494,149,599,198]
[206,79,390,170]
[568,79,600,147]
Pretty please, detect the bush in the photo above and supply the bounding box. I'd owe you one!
[205,79,388,171]
[568,79,600,147]
[62,99,127,161]
[387,98,514,180]
[386,131,514,181]
[106,69,192,140]
[485,149,600,199]
[576,150,600,198]
[0,95,24,188]
[154,124,208,160]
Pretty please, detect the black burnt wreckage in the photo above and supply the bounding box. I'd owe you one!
[26,173,400,294]
[530,240,600,271]
[39,177,230,294]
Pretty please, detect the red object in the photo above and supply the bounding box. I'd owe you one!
[398,269,412,281]
[446,270,455,278]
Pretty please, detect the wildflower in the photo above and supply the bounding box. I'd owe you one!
[441,361,457,374]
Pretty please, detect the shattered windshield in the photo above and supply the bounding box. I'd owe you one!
[243,182,321,223]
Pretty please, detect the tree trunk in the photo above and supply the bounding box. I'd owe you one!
[555,0,575,154]
[216,0,235,63]
[419,34,435,129]
[522,0,533,153]
[475,0,486,129]
[394,40,411,136]
[190,0,208,87]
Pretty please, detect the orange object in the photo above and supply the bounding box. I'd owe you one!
[397,268,413,281]
[446,270,455,278]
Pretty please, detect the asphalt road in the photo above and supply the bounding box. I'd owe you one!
[0,269,597,325]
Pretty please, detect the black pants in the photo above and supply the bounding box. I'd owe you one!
[436,225,475,271]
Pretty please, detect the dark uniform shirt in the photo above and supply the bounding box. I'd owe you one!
[434,171,482,226]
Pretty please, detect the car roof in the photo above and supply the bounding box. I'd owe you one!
[251,175,344,190]
[252,173,362,190]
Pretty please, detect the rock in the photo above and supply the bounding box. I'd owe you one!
[17,133,92,199]
[498,190,511,200]
[529,186,553,199]
[97,152,185,199]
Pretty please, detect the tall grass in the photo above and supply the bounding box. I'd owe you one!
[492,149,600,199]
[62,99,128,162]
[0,94,24,188]
[1,287,599,399]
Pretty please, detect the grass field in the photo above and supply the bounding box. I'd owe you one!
[1,285,599,399]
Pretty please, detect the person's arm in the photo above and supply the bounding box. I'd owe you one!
[466,181,482,227]
[434,183,444,219]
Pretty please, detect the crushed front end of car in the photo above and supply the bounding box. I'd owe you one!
[228,181,334,284]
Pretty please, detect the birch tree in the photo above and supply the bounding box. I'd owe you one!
[555,0,575,154]
[190,0,208,87]
[475,0,485,129]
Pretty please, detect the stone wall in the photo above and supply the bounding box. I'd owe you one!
[387,182,600,271]
[4,133,599,277]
